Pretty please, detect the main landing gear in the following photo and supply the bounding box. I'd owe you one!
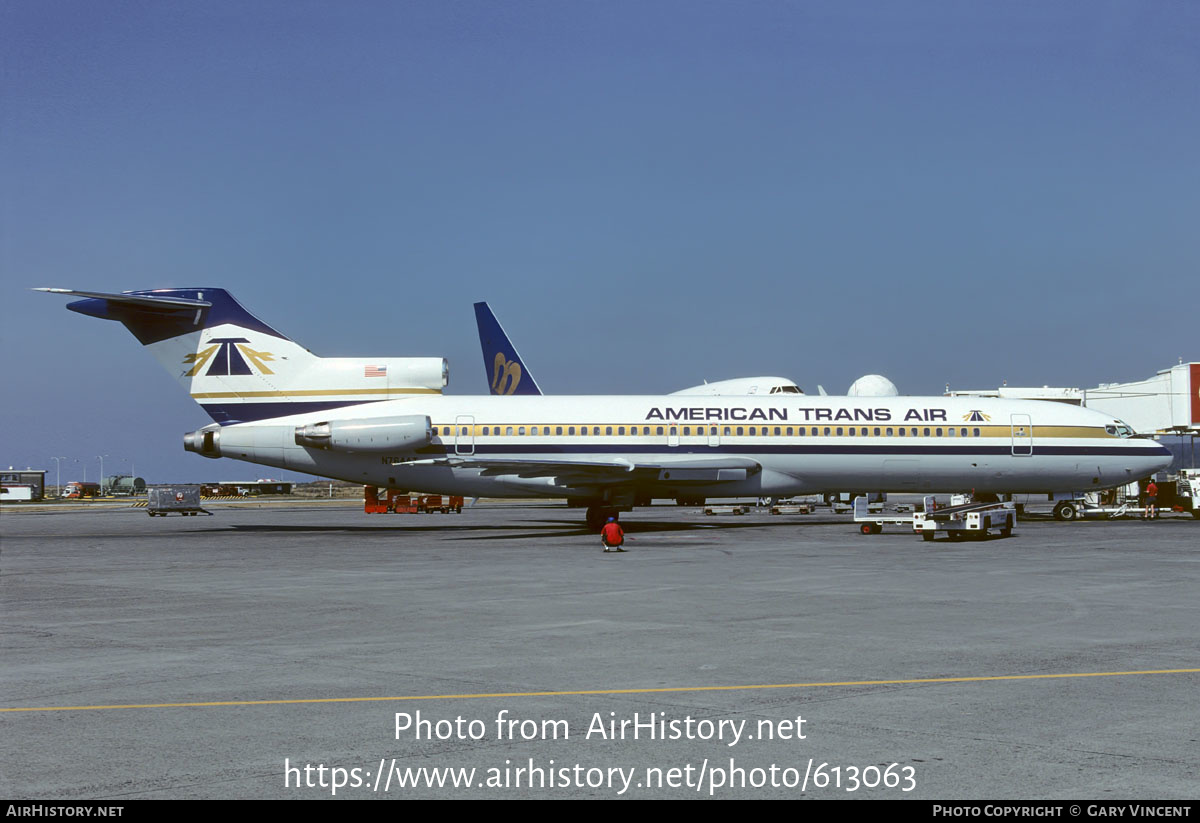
[585,506,621,531]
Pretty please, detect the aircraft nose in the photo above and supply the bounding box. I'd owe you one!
[1148,441,1173,473]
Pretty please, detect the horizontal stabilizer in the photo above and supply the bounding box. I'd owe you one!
[33,288,211,310]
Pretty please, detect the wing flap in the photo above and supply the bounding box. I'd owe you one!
[394,455,759,485]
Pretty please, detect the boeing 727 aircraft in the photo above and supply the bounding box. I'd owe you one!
[40,288,1171,528]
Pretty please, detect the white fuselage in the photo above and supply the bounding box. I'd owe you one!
[198,394,1172,499]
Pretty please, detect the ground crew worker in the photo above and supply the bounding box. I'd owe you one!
[601,517,626,552]
[1144,478,1159,520]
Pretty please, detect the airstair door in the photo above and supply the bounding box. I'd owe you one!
[455,415,475,456]
[1010,414,1032,456]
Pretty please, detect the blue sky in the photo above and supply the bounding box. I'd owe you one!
[3,1,1197,482]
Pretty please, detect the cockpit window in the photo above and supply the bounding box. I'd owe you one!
[769,385,803,394]
[1107,421,1134,438]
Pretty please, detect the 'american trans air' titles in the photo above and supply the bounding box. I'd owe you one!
[645,406,950,422]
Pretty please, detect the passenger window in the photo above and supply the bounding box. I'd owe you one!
[898,428,906,437]
[506,426,513,436]
[461,427,468,436]
[683,426,691,435]
[923,428,930,437]
[787,427,794,436]
[935,428,943,436]
[874,427,881,436]
[973,428,980,437]
[836,427,843,436]
[710,426,717,435]
[823,427,831,436]
[748,427,756,436]
[618,426,625,435]
[848,427,855,436]
[724,427,731,436]
[774,427,781,436]
[947,427,956,437]
[736,427,744,436]
[605,426,612,435]
[519,426,526,435]
[811,427,818,436]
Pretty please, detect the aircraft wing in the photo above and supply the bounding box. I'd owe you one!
[399,454,760,485]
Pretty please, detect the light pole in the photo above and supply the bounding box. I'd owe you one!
[49,456,66,497]
[97,455,108,494]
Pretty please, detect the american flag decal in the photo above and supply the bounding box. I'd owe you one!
[364,365,387,378]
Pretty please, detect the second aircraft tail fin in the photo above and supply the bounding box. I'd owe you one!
[473,301,543,396]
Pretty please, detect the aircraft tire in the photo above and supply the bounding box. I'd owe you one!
[1053,502,1078,522]
[586,506,618,530]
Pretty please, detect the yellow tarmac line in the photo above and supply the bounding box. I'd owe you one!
[3,668,1198,713]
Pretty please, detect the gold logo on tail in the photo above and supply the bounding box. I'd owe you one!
[183,344,219,376]
[491,352,522,395]
[183,340,275,376]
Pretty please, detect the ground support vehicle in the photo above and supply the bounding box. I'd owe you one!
[1050,471,1198,521]
[364,488,462,514]
[914,498,1015,541]
[147,486,210,517]
[852,495,922,535]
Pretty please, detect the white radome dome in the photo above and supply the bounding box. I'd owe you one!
[847,374,899,397]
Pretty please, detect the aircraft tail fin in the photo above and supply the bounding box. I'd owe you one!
[38,288,446,424]
[473,301,543,396]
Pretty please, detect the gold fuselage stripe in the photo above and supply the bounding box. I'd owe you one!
[190,388,441,399]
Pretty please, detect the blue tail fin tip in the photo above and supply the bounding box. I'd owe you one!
[473,301,543,396]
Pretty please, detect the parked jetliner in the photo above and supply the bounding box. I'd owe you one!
[41,288,1171,528]
[474,300,803,397]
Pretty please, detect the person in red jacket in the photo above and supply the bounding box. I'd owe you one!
[601,517,626,552]
[1144,479,1159,520]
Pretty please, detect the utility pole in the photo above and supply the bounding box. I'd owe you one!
[50,456,66,497]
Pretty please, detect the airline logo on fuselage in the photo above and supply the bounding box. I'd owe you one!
[963,410,991,422]
[644,407,951,422]
[184,338,276,376]
[492,353,522,394]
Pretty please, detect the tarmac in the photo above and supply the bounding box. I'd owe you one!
[1,501,1197,799]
